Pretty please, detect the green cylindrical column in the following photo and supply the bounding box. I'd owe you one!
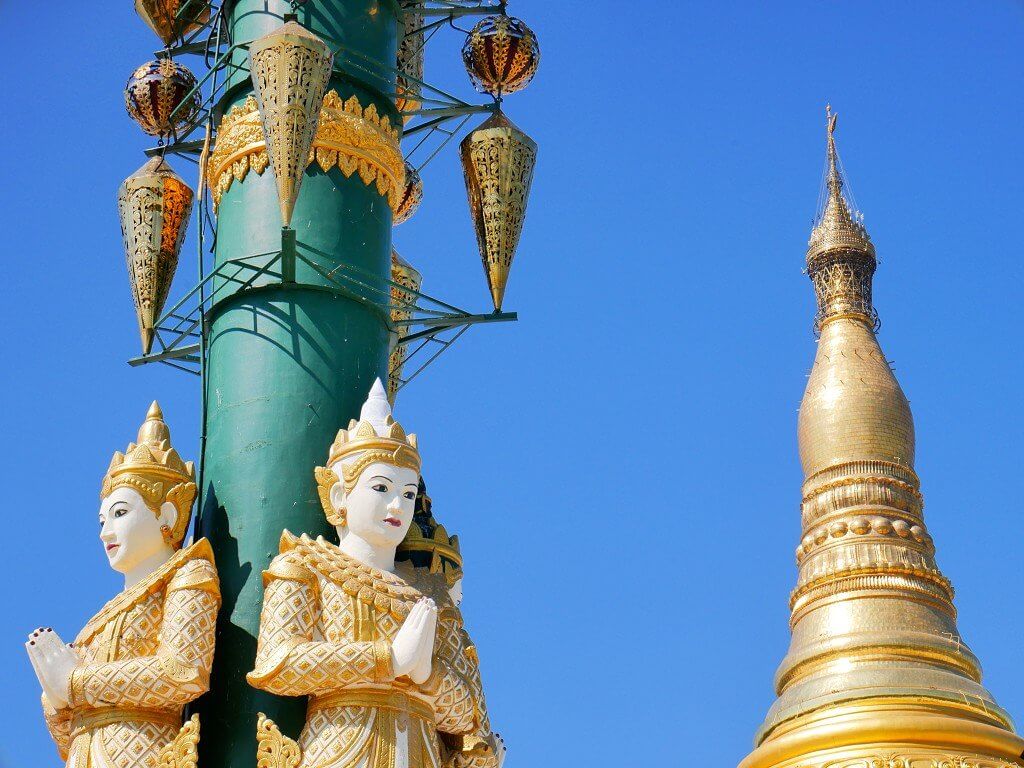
[195,2,399,765]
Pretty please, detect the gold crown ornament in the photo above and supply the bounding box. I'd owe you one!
[100,401,197,548]
[397,482,463,587]
[315,379,421,523]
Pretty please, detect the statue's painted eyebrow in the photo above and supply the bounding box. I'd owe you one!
[369,476,391,482]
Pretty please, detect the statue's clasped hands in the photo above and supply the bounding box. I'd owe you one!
[390,597,437,684]
[26,627,78,709]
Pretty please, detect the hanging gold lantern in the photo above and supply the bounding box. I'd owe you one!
[462,16,540,98]
[396,3,424,121]
[125,58,201,138]
[388,249,423,403]
[249,20,333,227]
[393,161,423,225]
[460,110,536,311]
[134,0,210,47]
[117,157,194,354]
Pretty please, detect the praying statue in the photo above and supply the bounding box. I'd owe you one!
[25,402,220,768]
[248,379,501,768]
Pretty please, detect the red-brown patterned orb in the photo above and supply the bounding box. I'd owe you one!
[124,58,201,138]
[393,161,423,225]
[461,16,540,98]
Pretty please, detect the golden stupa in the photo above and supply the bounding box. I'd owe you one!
[740,109,1023,768]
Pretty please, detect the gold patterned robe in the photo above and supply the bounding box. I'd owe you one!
[248,533,498,768]
[41,539,220,768]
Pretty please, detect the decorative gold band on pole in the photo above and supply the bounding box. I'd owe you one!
[207,91,405,214]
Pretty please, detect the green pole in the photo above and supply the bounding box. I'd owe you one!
[195,2,399,765]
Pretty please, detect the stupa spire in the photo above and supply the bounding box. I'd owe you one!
[806,107,878,331]
[740,109,1022,768]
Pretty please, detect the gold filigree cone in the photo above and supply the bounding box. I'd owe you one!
[460,110,537,311]
[396,3,424,121]
[249,20,334,227]
[388,249,423,403]
[118,157,194,354]
[134,0,210,46]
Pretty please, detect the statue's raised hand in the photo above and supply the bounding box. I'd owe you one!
[25,627,78,708]
[391,597,436,679]
[409,598,437,684]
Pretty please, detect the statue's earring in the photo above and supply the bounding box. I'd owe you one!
[160,524,174,546]
[326,505,347,526]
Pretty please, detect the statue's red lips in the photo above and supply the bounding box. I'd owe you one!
[383,517,402,527]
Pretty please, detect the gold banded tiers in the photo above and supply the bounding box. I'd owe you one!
[741,110,1022,768]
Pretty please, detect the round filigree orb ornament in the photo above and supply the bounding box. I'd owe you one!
[393,161,423,225]
[461,15,540,97]
[124,58,201,138]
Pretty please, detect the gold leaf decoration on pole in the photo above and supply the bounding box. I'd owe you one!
[206,91,403,212]
[396,2,424,122]
[388,249,423,403]
[393,160,423,225]
[248,19,334,228]
[134,0,210,47]
[117,157,194,354]
[460,110,536,311]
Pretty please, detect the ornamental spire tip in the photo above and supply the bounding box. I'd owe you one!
[807,105,874,265]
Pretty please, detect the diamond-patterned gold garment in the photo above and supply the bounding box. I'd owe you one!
[248,533,498,768]
[40,540,220,768]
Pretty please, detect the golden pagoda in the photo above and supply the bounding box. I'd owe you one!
[740,109,1024,768]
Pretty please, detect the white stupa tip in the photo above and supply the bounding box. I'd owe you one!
[360,378,393,436]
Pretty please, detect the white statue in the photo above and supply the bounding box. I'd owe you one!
[25,402,220,768]
[248,379,500,768]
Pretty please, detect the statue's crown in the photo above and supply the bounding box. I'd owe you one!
[101,401,196,547]
[320,379,421,503]
[327,378,421,475]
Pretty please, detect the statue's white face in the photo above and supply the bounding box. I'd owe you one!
[331,461,419,550]
[98,487,175,574]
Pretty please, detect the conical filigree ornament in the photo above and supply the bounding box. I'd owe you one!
[396,3,424,122]
[249,20,334,227]
[134,0,210,47]
[460,110,536,310]
[118,157,194,354]
[393,161,423,225]
[125,58,201,138]
[388,249,423,402]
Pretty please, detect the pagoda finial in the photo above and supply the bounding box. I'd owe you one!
[805,106,878,330]
[808,105,874,263]
[825,104,840,195]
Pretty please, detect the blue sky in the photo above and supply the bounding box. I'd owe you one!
[1,2,1022,766]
